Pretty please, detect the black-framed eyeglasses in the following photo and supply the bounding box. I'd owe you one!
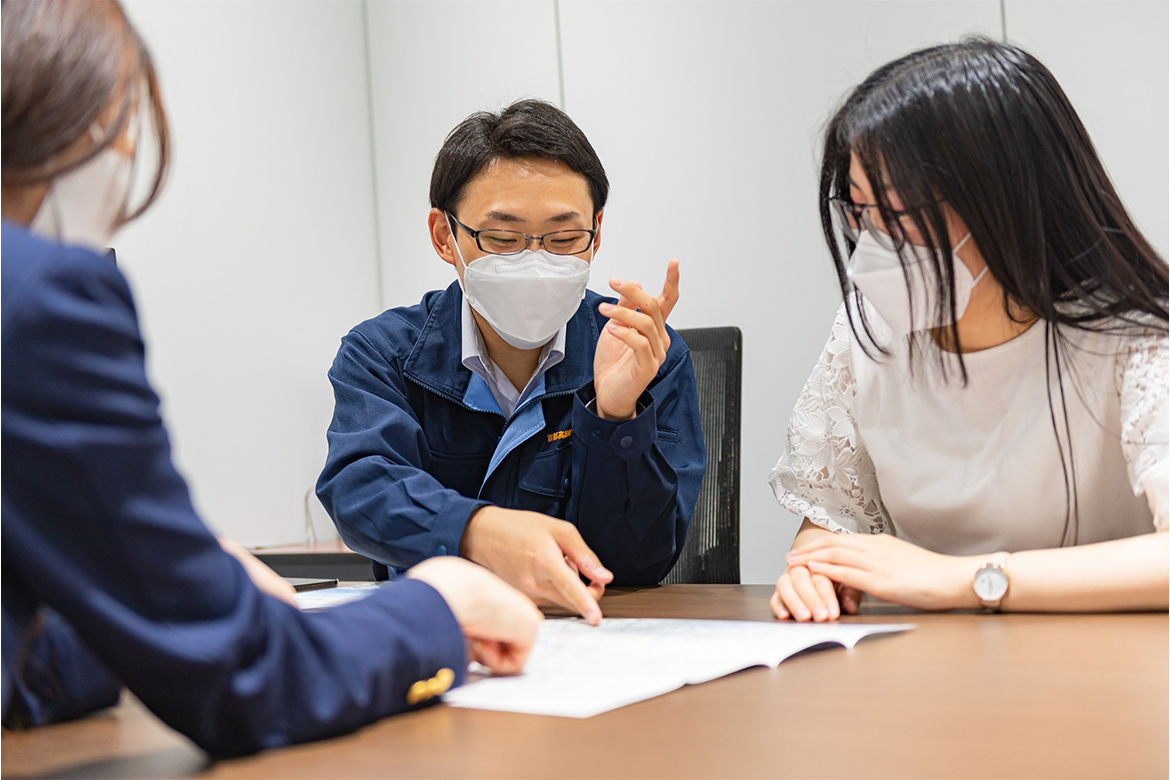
[446,212,597,257]
[827,196,939,251]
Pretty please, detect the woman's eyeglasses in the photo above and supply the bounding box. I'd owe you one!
[827,196,935,251]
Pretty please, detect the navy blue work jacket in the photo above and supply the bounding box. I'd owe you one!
[1,223,466,757]
[317,282,706,584]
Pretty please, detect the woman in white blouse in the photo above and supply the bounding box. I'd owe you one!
[770,37,1168,621]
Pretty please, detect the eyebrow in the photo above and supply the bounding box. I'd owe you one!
[847,177,899,202]
[484,210,525,224]
[483,210,584,225]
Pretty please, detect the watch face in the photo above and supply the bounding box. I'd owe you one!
[974,567,1009,601]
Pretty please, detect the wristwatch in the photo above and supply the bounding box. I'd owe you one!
[972,552,1011,611]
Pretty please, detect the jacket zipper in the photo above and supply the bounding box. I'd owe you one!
[405,375,577,438]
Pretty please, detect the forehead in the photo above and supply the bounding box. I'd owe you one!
[847,151,906,208]
[847,152,875,192]
[457,157,592,219]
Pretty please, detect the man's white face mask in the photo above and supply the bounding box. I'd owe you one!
[448,214,593,350]
[30,123,135,252]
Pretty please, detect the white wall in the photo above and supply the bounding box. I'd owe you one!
[115,1,383,546]
[363,0,562,308]
[111,1,1168,576]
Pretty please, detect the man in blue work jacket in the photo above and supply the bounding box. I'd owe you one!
[317,100,706,623]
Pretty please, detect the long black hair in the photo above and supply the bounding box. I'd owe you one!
[819,36,1169,545]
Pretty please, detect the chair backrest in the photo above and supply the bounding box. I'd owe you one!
[663,326,742,584]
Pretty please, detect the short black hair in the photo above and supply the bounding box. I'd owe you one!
[429,99,608,216]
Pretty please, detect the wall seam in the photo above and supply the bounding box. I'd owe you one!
[554,0,566,109]
[1000,0,1008,41]
[361,0,387,312]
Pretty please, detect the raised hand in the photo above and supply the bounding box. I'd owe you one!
[593,259,680,420]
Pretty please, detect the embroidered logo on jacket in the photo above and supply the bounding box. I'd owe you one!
[547,428,573,443]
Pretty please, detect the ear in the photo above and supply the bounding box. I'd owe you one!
[428,208,457,266]
[592,209,604,256]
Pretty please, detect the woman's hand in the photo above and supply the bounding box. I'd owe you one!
[771,564,862,622]
[773,518,862,621]
[785,533,979,612]
[407,557,543,676]
[217,537,299,607]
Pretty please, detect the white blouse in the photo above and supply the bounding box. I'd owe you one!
[770,301,1168,554]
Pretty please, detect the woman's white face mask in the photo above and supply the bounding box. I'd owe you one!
[847,230,988,335]
[448,215,592,350]
[30,124,135,252]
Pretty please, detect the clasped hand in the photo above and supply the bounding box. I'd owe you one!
[772,533,980,621]
[593,259,680,420]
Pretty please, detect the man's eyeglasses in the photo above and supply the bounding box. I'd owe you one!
[447,213,596,257]
[827,196,936,251]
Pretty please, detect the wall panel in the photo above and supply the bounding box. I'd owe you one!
[364,0,562,308]
[115,0,382,545]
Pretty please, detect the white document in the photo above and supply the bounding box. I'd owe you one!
[444,617,913,718]
[294,582,386,611]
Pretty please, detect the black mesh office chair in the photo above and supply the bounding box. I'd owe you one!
[662,327,742,584]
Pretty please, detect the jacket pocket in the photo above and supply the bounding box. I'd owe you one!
[428,450,492,497]
[517,446,569,516]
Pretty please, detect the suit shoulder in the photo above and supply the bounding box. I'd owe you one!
[2,225,130,341]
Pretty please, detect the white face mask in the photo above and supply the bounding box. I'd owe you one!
[450,217,592,350]
[847,230,988,335]
[29,125,135,252]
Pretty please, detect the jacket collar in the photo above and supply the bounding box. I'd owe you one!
[403,281,599,403]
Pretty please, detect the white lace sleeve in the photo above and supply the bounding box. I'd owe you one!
[1115,326,1169,532]
[769,305,888,534]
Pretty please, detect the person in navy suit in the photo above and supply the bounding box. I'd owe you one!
[1,0,539,758]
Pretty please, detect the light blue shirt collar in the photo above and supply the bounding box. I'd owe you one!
[460,297,566,418]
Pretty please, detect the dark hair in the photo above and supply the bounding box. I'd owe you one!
[819,36,1169,545]
[1,0,170,222]
[429,99,608,217]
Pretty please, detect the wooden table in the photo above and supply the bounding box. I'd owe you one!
[3,585,1166,779]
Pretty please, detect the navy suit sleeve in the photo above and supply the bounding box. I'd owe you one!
[2,608,121,728]
[316,331,487,569]
[0,248,466,757]
[567,345,706,584]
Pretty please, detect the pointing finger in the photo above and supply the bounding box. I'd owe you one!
[658,259,680,320]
